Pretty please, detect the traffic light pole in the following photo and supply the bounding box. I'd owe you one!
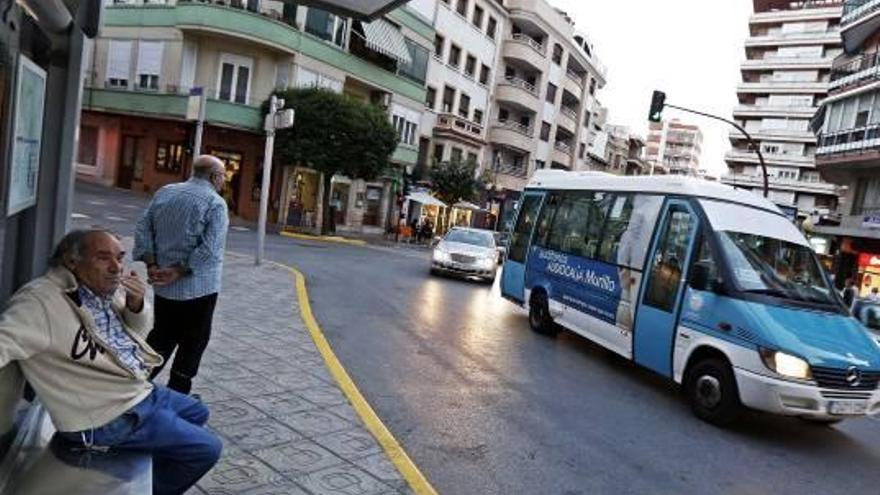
[663,103,769,198]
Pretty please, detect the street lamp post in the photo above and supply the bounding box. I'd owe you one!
[256,95,294,265]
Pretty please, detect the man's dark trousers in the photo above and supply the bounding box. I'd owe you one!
[148,293,218,394]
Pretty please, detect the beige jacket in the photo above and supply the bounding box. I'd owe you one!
[0,267,163,432]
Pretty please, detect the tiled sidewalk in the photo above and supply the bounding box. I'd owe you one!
[172,253,412,495]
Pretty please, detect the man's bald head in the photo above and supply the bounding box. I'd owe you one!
[192,155,226,192]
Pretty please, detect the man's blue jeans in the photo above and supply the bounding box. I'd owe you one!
[57,385,222,495]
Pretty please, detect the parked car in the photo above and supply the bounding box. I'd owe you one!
[430,228,498,283]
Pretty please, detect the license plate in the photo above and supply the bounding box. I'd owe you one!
[828,400,868,416]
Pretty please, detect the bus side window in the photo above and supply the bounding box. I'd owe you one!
[534,194,560,247]
[644,207,694,312]
[689,232,719,290]
[508,195,543,263]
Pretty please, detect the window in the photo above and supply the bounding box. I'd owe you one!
[217,54,252,104]
[498,108,509,121]
[467,152,478,164]
[578,142,586,159]
[426,86,437,109]
[392,115,418,145]
[509,195,543,262]
[689,233,719,289]
[305,8,348,48]
[480,64,491,85]
[433,144,445,162]
[451,147,463,162]
[107,40,132,88]
[399,38,429,85]
[473,109,483,124]
[77,125,99,166]
[136,41,162,90]
[459,93,470,118]
[546,82,557,103]
[597,194,634,262]
[535,160,546,170]
[434,34,445,58]
[456,0,468,17]
[442,86,455,113]
[155,141,186,174]
[487,16,497,39]
[465,55,477,77]
[472,5,484,27]
[552,43,563,65]
[449,44,461,68]
[534,193,560,246]
[546,192,613,259]
[583,111,591,128]
[589,78,596,96]
[643,206,695,312]
[540,122,551,141]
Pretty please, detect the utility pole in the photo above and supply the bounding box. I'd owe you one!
[256,95,294,265]
[191,87,207,159]
[649,90,768,197]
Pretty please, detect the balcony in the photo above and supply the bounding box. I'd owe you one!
[737,81,829,94]
[552,141,573,165]
[842,1,880,52]
[488,120,535,153]
[745,29,841,47]
[564,69,585,96]
[503,34,546,72]
[829,50,880,93]
[742,55,837,70]
[724,149,815,167]
[720,173,839,195]
[816,123,880,156]
[495,76,541,113]
[730,127,817,143]
[733,104,816,119]
[433,113,486,147]
[557,106,578,132]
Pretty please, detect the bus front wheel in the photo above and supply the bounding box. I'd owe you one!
[686,358,742,426]
[529,292,560,336]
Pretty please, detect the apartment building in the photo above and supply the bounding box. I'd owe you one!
[722,0,843,219]
[77,0,432,234]
[407,0,505,179]
[603,125,648,176]
[645,119,704,176]
[810,0,880,290]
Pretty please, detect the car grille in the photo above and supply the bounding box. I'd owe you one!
[812,366,880,391]
[450,254,476,264]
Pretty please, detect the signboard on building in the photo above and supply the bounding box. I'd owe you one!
[7,55,46,216]
[862,212,880,229]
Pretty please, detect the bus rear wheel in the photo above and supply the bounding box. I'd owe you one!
[686,358,742,426]
[529,292,560,336]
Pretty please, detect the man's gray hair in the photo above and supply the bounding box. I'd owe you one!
[192,155,224,179]
[49,229,115,268]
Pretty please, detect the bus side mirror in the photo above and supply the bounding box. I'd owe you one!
[689,262,711,292]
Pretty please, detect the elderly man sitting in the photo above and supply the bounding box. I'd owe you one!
[0,229,221,495]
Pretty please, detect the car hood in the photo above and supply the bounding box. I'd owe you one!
[438,241,495,257]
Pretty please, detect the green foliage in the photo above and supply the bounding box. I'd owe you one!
[429,158,481,205]
[271,88,399,181]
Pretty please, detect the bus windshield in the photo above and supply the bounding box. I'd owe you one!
[716,231,838,306]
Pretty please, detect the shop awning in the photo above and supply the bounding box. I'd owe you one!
[451,201,484,211]
[360,19,412,65]
[407,192,447,208]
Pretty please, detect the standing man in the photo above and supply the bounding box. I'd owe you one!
[842,277,858,310]
[134,155,229,395]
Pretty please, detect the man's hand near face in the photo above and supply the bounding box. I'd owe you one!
[121,270,147,313]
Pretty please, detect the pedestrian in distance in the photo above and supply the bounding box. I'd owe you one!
[0,230,222,494]
[842,277,857,310]
[870,287,880,302]
[134,155,230,395]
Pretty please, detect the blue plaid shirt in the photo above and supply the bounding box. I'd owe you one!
[77,286,148,377]
[134,178,229,300]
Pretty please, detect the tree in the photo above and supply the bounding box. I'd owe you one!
[429,158,482,231]
[271,88,399,234]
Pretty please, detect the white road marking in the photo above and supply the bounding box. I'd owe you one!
[71,213,90,219]
[122,204,139,209]
[87,200,106,206]
[231,226,250,232]
[106,216,128,222]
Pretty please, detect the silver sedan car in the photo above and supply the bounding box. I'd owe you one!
[430,228,498,283]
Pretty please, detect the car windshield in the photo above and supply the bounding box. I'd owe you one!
[716,231,837,306]
[444,230,495,248]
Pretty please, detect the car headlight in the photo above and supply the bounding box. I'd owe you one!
[759,348,812,380]
[433,248,449,262]
[478,256,495,268]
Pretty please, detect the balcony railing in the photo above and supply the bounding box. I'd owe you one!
[509,33,546,55]
[751,29,839,40]
[179,0,296,28]
[554,141,573,155]
[843,0,880,24]
[500,76,538,96]
[495,161,529,178]
[830,50,880,90]
[565,69,584,87]
[435,113,484,138]
[817,124,880,154]
[493,119,533,136]
[560,106,578,120]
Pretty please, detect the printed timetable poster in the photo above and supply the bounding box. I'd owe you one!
[8,55,46,217]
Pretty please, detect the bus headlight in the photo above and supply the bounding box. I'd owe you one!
[759,348,812,380]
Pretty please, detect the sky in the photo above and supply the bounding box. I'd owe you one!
[549,0,754,177]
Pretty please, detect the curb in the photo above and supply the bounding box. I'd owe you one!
[266,259,439,495]
[280,231,368,247]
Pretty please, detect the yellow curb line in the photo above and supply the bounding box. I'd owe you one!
[280,231,368,247]
[268,260,438,495]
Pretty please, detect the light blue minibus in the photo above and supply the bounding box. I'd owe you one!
[501,170,880,425]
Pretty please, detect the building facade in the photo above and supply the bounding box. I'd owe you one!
[77,0,433,234]
[722,0,844,219]
[603,124,648,176]
[645,119,704,176]
[811,0,880,291]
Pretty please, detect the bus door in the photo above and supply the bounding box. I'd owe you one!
[501,192,545,304]
[633,199,698,377]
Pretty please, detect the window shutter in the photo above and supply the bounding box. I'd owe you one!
[107,40,132,80]
[137,41,164,76]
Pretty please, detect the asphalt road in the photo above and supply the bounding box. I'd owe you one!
[73,182,880,495]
